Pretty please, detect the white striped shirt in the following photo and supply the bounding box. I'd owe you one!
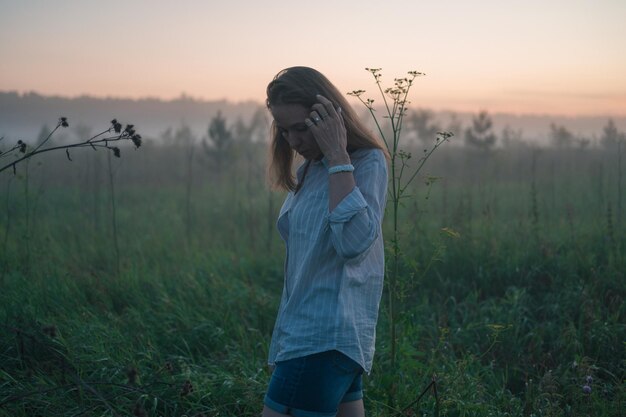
[268,147,387,373]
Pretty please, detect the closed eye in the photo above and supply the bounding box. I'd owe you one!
[276,123,309,134]
[292,124,309,132]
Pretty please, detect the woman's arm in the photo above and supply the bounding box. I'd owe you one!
[327,153,356,211]
[305,94,356,211]
[327,149,387,260]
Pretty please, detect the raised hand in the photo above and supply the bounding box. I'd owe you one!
[305,95,350,166]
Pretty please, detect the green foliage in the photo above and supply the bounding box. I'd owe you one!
[549,123,576,148]
[0,117,624,416]
[464,110,497,151]
[600,119,625,150]
[207,111,232,152]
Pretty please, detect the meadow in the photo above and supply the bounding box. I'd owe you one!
[0,129,624,416]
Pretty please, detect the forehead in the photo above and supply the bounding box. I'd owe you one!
[270,104,309,127]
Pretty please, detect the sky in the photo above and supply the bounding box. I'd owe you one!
[1,0,625,116]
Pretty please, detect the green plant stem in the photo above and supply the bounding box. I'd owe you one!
[0,128,117,174]
[184,143,194,247]
[395,377,438,417]
[107,152,120,277]
[30,123,61,155]
[399,139,449,197]
[267,189,274,252]
[353,69,450,408]
[23,160,31,275]
[2,176,14,271]
[618,139,623,229]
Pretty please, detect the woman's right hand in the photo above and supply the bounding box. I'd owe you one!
[306,95,350,166]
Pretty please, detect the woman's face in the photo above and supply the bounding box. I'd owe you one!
[270,104,322,161]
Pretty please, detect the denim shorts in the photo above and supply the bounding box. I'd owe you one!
[264,350,364,417]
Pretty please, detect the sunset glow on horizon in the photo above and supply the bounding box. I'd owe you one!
[1,0,625,117]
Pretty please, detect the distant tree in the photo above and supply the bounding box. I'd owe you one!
[174,123,195,146]
[600,119,623,150]
[229,107,269,145]
[577,136,591,149]
[232,117,250,144]
[227,109,271,194]
[160,127,174,143]
[248,106,270,142]
[202,111,233,177]
[205,111,232,153]
[501,125,524,148]
[549,123,575,148]
[407,108,441,144]
[464,110,497,150]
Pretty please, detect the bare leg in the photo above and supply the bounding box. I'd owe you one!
[337,399,365,417]
[262,405,291,417]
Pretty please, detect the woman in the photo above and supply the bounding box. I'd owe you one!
[263,66,388,417]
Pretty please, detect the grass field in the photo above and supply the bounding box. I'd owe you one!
[0,141,624,416]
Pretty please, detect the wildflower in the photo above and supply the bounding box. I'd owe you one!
[582,384,592,394]
[124,124,135,134]
[59,117,69,128]
[585,375,593,384]
[111,119,122,133]
[112,147,121,158]
[18,140,26,153]
[364,68,383,81]
[437,131,454,140]
[347,90,366,97]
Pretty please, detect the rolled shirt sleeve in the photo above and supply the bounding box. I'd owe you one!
[327,149,387,259]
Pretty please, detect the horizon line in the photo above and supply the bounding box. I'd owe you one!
[2,89,626,120]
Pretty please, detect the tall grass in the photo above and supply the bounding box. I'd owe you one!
[0,134,624,416]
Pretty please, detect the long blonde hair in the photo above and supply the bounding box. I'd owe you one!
[266,66,388,191]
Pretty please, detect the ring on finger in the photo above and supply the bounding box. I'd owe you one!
[319,111,330,119]
[313,116,321,123]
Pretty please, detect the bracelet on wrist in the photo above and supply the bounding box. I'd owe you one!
[328,164,354,175]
